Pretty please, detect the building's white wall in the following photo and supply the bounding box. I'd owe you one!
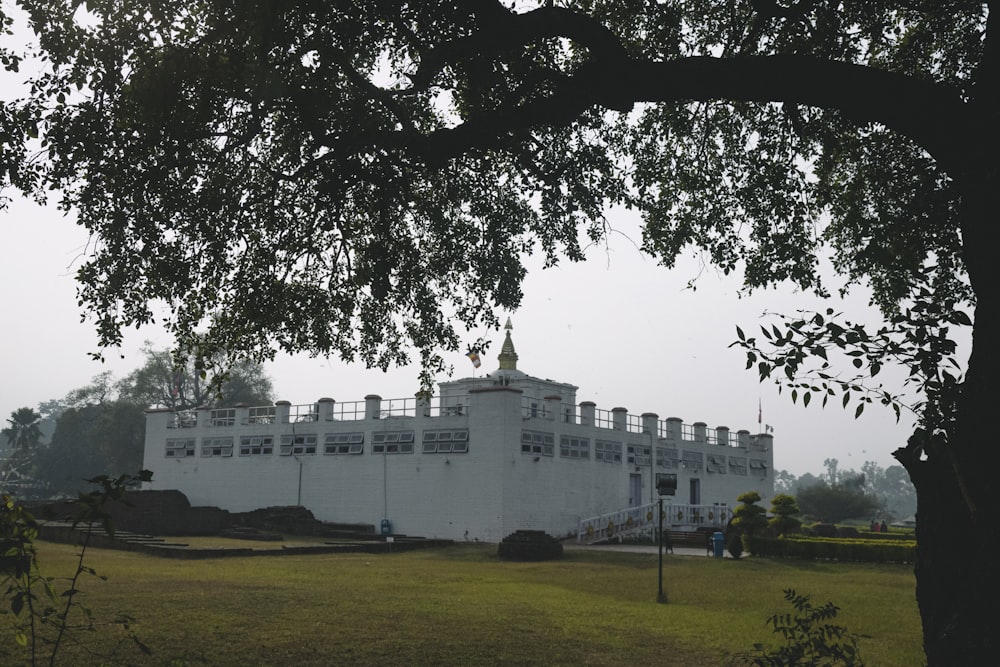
[143,375,773,541]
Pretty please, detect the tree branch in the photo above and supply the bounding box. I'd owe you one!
[410,55,972,176]
[409,5,629,89]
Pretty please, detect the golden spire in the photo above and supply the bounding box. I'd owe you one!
[498,317,519,370]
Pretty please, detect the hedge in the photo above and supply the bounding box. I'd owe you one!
[745,535,916,564]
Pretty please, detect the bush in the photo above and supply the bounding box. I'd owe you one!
[727,588,865,666]
[745,535,916,563]
[497,530,563,561]
[727,533,744,559]
[811,523,838,538]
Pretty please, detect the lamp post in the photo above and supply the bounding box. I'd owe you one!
[657,496,666,603]
[656,473,677,604]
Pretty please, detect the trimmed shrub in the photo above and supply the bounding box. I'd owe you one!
[727,532,744,559]
[497,530,564,561]
[745,535,915,564]
[811,523,838,538]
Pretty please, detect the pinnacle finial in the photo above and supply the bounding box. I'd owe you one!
[498,318,518,370]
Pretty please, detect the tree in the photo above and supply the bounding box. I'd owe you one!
[32,405,109,495]
[731,490,768,538]
[1,408,43,490]
[2,408,42,456]
[772,469,797,495]
[33,402,146,496]
[797,478,879,525]
[769,493,802,536]
[12,2,998,662]
[861,460,917,521]
[116,343,273,411]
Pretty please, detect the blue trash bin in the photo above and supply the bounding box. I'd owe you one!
[712,531,725,558]
[380,519,391,535]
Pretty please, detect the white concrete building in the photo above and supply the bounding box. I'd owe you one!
[142,322,774,541]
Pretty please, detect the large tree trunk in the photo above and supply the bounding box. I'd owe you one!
[898,176,1000,665]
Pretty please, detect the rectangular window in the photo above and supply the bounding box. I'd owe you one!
[372,431,414,454]
[682,450,704,472]
[168,412,197,429]
[247,406,276,425]
[707,454,727,473]
[201,437,234,458]
[520,430,554,457]
[239,435,274,456]
[208,408,236,427]
[749,459,769,475]
[559,435,590,460]
[280,433,318,456]
[165,438,195,458]
[729,456,749,475]
[595,440,622,464]
[324,432,364,455]
[656,447,679,469]
[422,429,469,454]
[627,444,651,466]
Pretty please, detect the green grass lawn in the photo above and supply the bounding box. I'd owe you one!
[1,542,923,666]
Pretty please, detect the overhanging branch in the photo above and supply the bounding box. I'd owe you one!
[413,55,973,176]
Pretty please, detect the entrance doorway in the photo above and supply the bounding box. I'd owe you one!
[690,478,701,505]
[629,473,642,507]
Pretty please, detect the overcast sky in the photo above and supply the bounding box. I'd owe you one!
[1,186,930,478]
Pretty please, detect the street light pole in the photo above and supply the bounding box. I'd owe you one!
[655,474,675,604]
[657,496,667,603]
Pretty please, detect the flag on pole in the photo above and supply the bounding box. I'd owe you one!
[758,398,762,425]
[466,351,482,368]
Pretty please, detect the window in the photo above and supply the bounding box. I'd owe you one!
[324,432,364,455]
[682,450,703,471]
[627,443,651,466]
[707,454,727,473]
[521,430,554,456]
[595,440,622,464]
[728,456,749,475]
[559,435,589,459]
[280,433,318,456]
[240,435,274,456]
[202,437,234,458]
[749,459,769,475]
[168,412,197,429]
[656,447,679,468]
[372,431,414,454]
[208,408,236,427]
[422,429,469,454]
[165,438,195,458]
[247,406,276,424]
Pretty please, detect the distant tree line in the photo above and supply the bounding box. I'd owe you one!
[1,344,272,497]
[773,457,916,524]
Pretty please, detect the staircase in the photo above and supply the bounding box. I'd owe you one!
[577,502,730,545]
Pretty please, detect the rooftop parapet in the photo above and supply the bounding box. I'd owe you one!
[152,393,761,446]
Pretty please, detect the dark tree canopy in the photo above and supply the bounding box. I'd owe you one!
[11,1,980,385]
[6,2,1000,663]
[796,476,880,524]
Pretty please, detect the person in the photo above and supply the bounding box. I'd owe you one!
[880,520,888,533]
[870,519,878,533]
